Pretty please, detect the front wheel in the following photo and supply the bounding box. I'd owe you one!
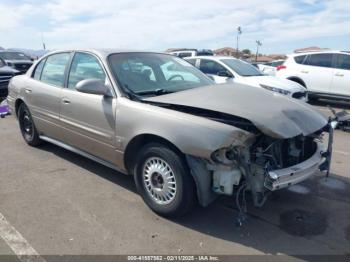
[134,143,196,217]
[18,103,42,146]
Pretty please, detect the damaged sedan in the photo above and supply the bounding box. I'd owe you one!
[7,50,334,217]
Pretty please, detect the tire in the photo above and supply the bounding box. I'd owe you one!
[134,143,196,217]
[18,103,42,146]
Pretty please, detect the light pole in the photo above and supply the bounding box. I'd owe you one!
[255,40,262,62]
[236,26,242,58]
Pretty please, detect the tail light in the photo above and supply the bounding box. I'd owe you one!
[276,65,286,71]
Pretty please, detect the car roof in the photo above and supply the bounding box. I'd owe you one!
[41,48,168,60]
[288,50,349,57]
[185,56,238,60]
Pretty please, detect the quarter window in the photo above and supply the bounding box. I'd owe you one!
[33,59,46,80]
[304,54,333,68]
[40,53,71,87]
[199,59,227,75]
[335,54,350,70]
[294,55,306,64]
[68,53,106,89]
[186,59,197,66]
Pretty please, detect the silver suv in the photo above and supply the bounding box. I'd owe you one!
[8,49,333,217]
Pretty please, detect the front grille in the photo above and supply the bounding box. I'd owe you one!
[14,63,31,72]
[292,91,306,99]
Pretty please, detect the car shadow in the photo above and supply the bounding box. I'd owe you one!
[38,142,350,256]
[309,98,350,110]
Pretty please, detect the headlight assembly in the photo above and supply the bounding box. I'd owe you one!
[260,84,291,95]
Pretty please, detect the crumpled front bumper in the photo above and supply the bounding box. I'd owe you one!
[264,139,330,191]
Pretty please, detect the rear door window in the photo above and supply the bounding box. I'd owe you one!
[178,52,192,58]
[304,53,333,68]
[335,54,350,70]
[40,53,71,87]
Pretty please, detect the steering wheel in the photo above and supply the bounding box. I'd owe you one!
[168,74,184,81]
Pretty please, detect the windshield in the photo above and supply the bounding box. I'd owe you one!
[0,52,31,61]
[221,59,263,77]
[108,53,213,96]
[0,58,5,67]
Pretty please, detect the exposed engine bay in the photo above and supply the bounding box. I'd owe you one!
[155,102,333,209]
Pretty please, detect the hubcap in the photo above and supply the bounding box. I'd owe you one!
[143,157,177,205]
[21,110,33,138]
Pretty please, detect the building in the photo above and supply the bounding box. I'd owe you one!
[213,47,243,57]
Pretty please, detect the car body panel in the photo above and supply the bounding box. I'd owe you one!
[145,83,327,139]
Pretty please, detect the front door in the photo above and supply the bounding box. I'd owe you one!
[198,59,232,84]
[59,52,117,164]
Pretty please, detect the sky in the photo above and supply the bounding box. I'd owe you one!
[0,0,349,54]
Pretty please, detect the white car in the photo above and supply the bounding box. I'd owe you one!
[257,60,285,76]
[186,56,308,101]
[168,49,214,58]
[276,51,350,101]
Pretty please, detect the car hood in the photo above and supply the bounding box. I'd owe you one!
[144,83,327,139]
[239,75,305,92]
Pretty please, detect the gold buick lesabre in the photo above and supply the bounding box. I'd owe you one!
[7,49,333,217]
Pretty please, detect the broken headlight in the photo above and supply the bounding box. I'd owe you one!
[260,84,291,96]
[211,147,239,165]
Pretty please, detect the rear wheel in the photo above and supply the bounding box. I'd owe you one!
[18,103,42,146]
[134,143,196,217]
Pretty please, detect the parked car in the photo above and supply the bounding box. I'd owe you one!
[8,49,333,217]
[0,51,33,73]
[257,60,285,76]
[168,48,214,58]
[276,51,350,101]
[0,57,20,102]
[186,56,308,101]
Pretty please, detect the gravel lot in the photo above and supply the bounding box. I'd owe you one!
[0,101,350,258]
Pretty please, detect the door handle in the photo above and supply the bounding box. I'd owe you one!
[25,88,32,93]
[335,73,344,77]
[62,98,71,104]
[301,70,309,74]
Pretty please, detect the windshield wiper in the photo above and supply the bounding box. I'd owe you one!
[136,88,174,96]
[121,84,142,101]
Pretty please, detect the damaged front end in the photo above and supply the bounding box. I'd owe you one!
[188,121,334,209]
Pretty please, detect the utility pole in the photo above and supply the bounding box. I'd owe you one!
[236,26,242,58]
[255,40,262,62]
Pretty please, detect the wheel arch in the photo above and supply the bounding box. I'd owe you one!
[287,76,306,88]
[123,134,185,174]
[14,98,25,117]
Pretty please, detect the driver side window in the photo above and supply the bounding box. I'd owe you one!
[199,59,226,75]
[68,53,107,89]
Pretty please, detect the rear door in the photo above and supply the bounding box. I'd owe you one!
[59,52,118,163]
[331,53,350,97]
[299,53,334,93]
[27,52,71,140]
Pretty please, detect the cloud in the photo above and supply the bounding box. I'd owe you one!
[0,0,349,53]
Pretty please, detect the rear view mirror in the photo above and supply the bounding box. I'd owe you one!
[76,79,110,96]
[217,70,232,78]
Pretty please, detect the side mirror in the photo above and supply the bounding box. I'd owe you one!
[217,70,232,78]
[76,79,110,96]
